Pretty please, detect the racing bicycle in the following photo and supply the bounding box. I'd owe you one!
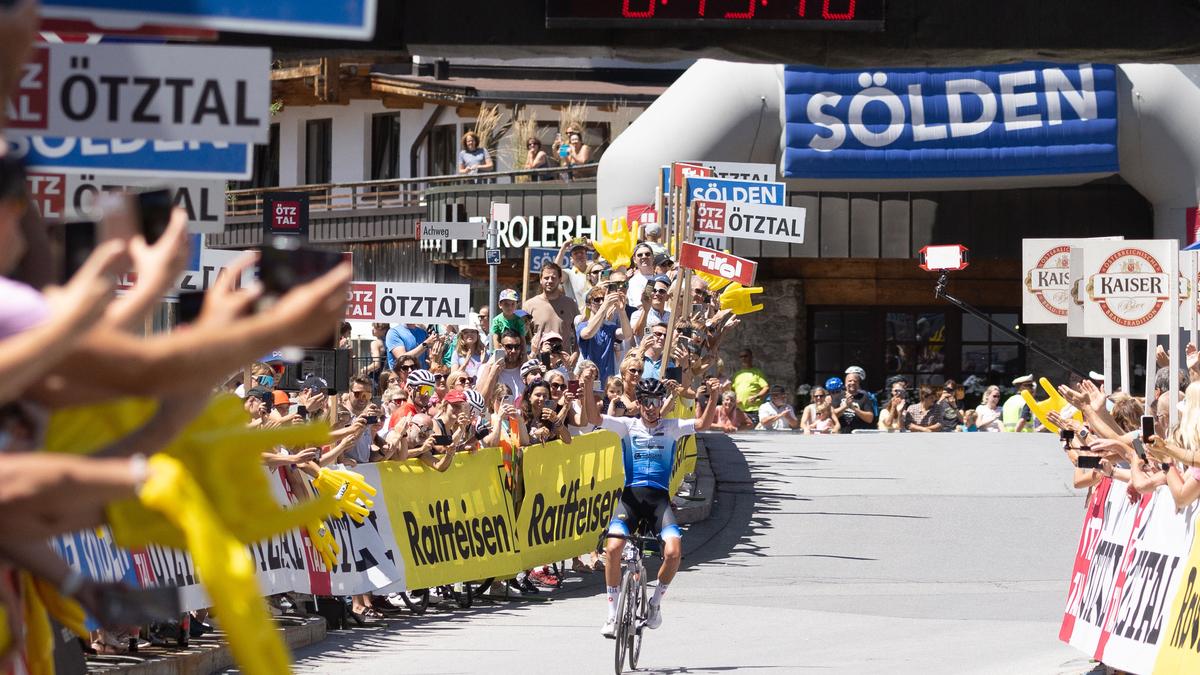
[608,526,659,674]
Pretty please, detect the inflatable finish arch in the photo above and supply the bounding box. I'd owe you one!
[597,59,1200,241]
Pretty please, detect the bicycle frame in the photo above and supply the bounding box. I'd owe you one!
[608,531,656,674]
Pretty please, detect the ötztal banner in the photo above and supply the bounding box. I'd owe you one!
[345,282,472,324]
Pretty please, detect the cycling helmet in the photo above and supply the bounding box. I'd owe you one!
[635,378,668,401]
[824,377,844,392]
[406,369,436,388]
[464,389,486,414]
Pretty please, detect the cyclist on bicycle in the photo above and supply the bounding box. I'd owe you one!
[582,373,720,637]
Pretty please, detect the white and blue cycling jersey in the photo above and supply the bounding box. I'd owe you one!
[599,415,696,491]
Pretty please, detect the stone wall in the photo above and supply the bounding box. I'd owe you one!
[716,278,805,399]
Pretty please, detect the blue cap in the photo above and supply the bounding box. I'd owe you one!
[515,309,531,318]
[824,377,844,392]
[650,274,671,288]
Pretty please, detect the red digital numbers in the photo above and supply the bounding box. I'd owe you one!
[621,0,655,17]
[616,0,861,21]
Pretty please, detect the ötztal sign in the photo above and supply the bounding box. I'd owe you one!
[1072,240,1178,337]
[693,200,806,245]
[6,43,269,144]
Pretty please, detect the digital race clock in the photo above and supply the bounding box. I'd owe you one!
[545,0,884,30]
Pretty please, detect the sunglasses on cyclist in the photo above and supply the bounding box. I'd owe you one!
[638,397,664,409]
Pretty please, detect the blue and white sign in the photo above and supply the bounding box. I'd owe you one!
[782,63,1119,179]
[39,0,376,40]
[6,136,252,179]
[528,248,559,274]
[684,177,786,206]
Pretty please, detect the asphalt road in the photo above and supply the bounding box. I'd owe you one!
[287,431,1094,675]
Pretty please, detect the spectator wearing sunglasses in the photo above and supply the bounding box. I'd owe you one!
[630,275,672,346]
[525,136,550,180]
[495,329,530,400]
[626,243,657,309]
[578,284,632,386]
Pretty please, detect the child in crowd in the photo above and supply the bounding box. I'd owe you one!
[491,289,527,350]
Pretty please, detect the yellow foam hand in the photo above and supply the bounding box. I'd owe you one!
[44,397,158,455]
[1019,378,1081,434]
[306,519,340,570]
[135,454,291,675]
[719,282,765,315]
[19,572,53,675]
[99,395,339,547]
[312,468,377,524]
[694,270,733,293]
[31,577,86,639]
[592,217,638,270]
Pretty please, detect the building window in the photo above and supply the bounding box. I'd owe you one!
[305,118,332,184]
[371,113,402,180]
[231,123,278,189]
[426,123,457,177]
[959,312,1023,388]
[808,307,1024,398]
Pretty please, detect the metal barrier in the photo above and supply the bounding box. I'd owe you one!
[226,163,600,218]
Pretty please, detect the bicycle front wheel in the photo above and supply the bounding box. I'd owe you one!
[614,569,634,675]
[628,565,648,670]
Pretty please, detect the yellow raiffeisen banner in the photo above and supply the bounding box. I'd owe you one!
[517,431,626,566]
[1154,526,1200,672]
[669,434,698,496]
[375,430,627,589]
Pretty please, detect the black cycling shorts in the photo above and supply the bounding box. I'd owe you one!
[607,486,681,540]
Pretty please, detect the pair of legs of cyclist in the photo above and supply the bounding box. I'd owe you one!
[601,486,682,637]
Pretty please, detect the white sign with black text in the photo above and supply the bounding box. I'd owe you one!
[1070,239,1179,338]
[26,173,225,233]
[7,44,269,143]
[692,199,806,246]
[346,282,471,324]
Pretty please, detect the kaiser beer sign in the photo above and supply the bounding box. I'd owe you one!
[1022,237,1124,325]
[1072,240,1178,337]
[678,242,756,286]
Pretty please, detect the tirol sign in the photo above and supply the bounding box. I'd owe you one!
[7,43,270,144]
[1069,239,1179,337]
[678,242,757,286]
[782,63,1119,179]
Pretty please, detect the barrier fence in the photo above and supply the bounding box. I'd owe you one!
[1059,476,1200,673]
[51,431,698,618]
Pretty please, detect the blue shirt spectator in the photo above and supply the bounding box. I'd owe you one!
[385,324,429,370]
[576,317,619,383]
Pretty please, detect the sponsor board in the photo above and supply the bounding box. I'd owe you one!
[39,0,376,40]
[1067,240,1179,337]
[684,176,786,207]
[1022,238,1123,325]
[345,282,472,324]
[528,247,559,274]
[7,43,269,143]
[27,172,224,233]
[263,192,309,239]
[693,199,806,245]
[783,63,1120,179]
[679,242,757,286]
[5,135,252,179]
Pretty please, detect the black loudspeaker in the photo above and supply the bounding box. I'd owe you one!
[278,349,351,392]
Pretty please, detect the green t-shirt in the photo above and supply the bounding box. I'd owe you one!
[491,313,527,340]
[731,367,768,413]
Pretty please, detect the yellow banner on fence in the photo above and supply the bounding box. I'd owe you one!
[1153,525,1200,673]
[376,447,524,590]
[516,431,626,565]
[376,431,628,588]
[669,434,699,496]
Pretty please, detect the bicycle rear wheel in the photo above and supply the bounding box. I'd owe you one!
[399,589,429,615]
[614,569,634,675]
[628,566,647,670]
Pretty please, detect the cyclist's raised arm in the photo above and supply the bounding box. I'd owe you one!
[695,378,722,431]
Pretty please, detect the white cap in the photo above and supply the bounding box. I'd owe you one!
[1089,371,1105,381]
[1012,374,1034,385]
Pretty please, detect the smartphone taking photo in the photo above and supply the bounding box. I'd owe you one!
[1077,455,1102,469]
[258,237,345,296]
[1141,414,1155,443]
[59,221,97,283]
[136,188,174,245]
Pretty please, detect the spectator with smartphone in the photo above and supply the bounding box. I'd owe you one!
[627,244,657,309]
[756,385,799,431]
[522,379,570,446]
[577,285,632,385]
[555,237,593,308]
[835,366,877,433]
[384,322,430,371]
[524,262,580,355]
[903,384,951,432]
[535,330,575,379]
[630,275,672,345]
